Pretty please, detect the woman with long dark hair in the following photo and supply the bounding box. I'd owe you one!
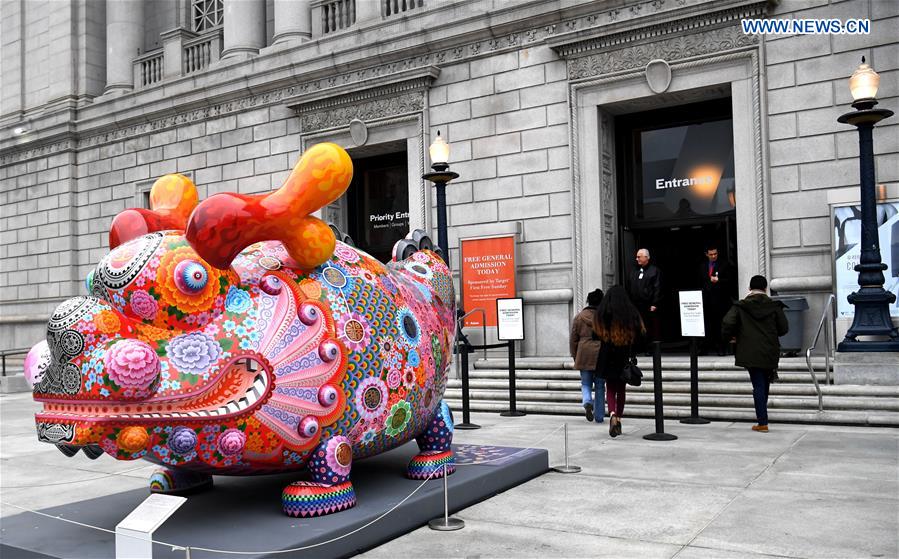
[593,285,645,437]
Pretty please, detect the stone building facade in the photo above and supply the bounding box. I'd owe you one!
[2,0,897,357]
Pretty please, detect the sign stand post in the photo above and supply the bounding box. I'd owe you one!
[496,298,526,418]
[677,290,710,425]
[680,337,710,424]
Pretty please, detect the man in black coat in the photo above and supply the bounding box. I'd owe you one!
[625,248,662,350]
[722,275,788,433]
[698,245,734,355]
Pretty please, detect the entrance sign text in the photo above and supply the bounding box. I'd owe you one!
[496,298,525,341]
[679,290,706,337]
[461,236,516,327]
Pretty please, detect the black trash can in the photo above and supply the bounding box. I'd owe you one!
[771,296,809,356]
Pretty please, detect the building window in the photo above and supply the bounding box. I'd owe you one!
[193,0,224,32]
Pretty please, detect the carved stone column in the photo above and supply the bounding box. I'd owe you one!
[222,0,266,58]
[105,0,145,94]
[273,0,311,44]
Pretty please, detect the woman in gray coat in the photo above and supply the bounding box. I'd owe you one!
[569,288,604,423]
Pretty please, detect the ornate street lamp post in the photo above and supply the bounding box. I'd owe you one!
[422,130,459,267]
[837,57,899,351]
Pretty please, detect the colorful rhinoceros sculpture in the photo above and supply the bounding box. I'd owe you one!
[25,143,457,517]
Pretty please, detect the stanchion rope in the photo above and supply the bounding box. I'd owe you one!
[1,463,151,489]
[453,423,565,466]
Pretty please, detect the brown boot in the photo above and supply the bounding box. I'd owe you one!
[752,424,769,432]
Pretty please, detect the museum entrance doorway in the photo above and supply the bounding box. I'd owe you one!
[615,98,739,348]
[345,150,409,263]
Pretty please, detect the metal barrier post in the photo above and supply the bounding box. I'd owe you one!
[428,464,464,531]
[551,422,581,473]
[680,338,710,425]
[500,340,525,417]
[455,341,480,430]
[643,341,677,441]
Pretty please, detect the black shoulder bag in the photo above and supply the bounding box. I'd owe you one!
[621,345,643,387]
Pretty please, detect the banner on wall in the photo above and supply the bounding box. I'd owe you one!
[461,235,516,327]
[833,201,899,318]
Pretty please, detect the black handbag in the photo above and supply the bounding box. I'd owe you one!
[621,348,643,387]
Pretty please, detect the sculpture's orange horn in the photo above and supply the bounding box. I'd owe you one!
[185,143,353,270]
[109,174,199,249]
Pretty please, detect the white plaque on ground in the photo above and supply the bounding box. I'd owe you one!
[116,493,187,559]
[496,297,524,341]
[679,290,705,337]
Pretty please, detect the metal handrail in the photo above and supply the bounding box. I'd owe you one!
[805,294,836,412]
[1,348,32,377]
[458,308,487,362]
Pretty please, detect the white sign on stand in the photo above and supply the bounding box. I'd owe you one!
[679,290,705,337]
[116,493,187,559]
[496,297,524,341]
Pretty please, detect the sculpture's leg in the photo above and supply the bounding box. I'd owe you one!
[407,400,455,479]
[149,468,213,495]
[282,436,356,517]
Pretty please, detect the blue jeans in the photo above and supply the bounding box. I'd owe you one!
[748,368,771,425]
[580,370,605,422]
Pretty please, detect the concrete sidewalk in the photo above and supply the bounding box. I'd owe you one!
[2,391,897,558]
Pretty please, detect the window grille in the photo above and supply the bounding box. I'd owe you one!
[193,0,224,32]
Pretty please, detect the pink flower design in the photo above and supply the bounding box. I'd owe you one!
[386,367,402,389]
[217,429,246,456]
[334,244,360,263]
[325,436,352,477]
[129,290,158,320]
[105,340,159,391]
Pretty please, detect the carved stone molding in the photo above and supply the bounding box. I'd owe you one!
[3,0,728,166]
[567,24,758,80]
[299,92,425,133]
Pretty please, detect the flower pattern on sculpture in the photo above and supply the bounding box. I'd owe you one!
[105,340,159,392]
[338,311,371,352]
[217,428,246,456]
[355,376,388,422]
[168,427,198,455]
[225,286,252,314]
[156,246,220,314]
[325,436,352,477]
[129,290,159,320]
[166,332,222,376]
[385,400,412,437]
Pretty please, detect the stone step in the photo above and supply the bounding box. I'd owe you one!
[444,399,899,427]
[471,356,829,372]
[444,388,899,412]
[0,373,30,394]
[446,379,899,397]
[462,368,831,384]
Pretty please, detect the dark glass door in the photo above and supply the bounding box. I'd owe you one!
[346,151,409,263]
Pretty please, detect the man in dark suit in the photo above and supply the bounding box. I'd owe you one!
[699,245,733,355]
[626,248,662,352]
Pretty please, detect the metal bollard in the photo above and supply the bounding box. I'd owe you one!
[428,464,464,531]
[551,423,581,473]
[455,342,480,430]
[643,341,677,441]
[500,340,526,417]
[681,338,710,425]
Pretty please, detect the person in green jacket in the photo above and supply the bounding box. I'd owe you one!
[721,275,789,432]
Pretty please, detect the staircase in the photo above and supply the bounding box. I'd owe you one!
[445,356,899,427]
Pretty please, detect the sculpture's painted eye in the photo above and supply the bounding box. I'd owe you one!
[173,260,208,294]
[299,303,319,325]
[298,416,319,438]
[319,340,340,362]
[260,275,282,295]
[318,385,339,407]
[85,270,94,294]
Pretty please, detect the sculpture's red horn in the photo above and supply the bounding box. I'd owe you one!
[185,143,353,270]
[109,174,199,249]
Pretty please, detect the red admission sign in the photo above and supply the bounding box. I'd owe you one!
[460,236,516,327]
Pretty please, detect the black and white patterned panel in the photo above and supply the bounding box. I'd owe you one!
[34,297,93,396]
[96,231,164,292]
[37,422,76,444]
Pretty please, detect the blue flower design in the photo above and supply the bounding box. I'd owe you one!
[99,388,110,397]
[225,287,252,314]
[223,320,237,332]
[235,325,248,337]
[408,349,421,367]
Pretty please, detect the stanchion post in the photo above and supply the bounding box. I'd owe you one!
[551,422,582,473]
[500,340,526,417]
[643,341,677,441]
[428,464,464,531]
[681,337,710,424]
[455,340,480,430]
